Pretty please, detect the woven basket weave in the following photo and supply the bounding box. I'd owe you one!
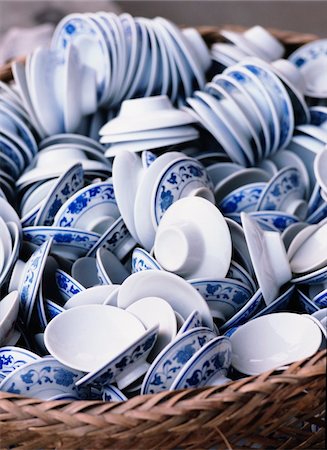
[0,26,326,449]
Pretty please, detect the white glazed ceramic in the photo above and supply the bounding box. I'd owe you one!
[230,312,323,375]
[126,296,177,359]
[154,197,232,279]
[75,324,158,390]
[117,270,214,329]
[241,213,292,305]
[64,284,120,309]
[314,148,327,196]
[112,151,144,243]
[289,221,327,274]
[71,257,100,288]
[0,291,20,346]
[44,304,146,372]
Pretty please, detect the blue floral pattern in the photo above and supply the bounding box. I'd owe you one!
[244,63,293,150]
[0,349,40,381]
[177,311,202,335]
[76,329,158,388]
[250,212,299,231]
[55,270,84,301]
[153,159,213,225]
[54,182,118,228]
[257,168,305,212]
[18,239,52,324]
[172,338,232,390]
[87,217,131,258]
[131,248,161,273]
[23,227,100,255]
[0,359,84,399]
[142,328,215,395]
[220,184,265,214]
[220,291,266,332]
[192,280,252,321]
[35,164,84,226]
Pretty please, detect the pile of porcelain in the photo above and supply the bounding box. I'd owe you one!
[0,14,326,402]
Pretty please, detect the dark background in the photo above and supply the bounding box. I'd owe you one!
[1,1,326,37]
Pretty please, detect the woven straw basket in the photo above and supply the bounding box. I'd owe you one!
[0,26,326,450]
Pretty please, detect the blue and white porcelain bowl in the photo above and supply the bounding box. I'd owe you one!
[249,211,299,231]
[87,216,136,260]
[252,285,295,319]
[227,260,257,293]
[76,325,159,391]
[33,163,84,227]
[291,265,327,286]
[17,238,53,326]
[256,167,307,220]
[23,226,100,260]
[177,310,202,336]
[102,384,127,402]
[150,157,214,227]
[190,278,253,322]
[170,336,232,390]
[296,289,319,314]
[0,347,41,382]
[0,356,84,399]
[219,182,266,214]
[55,269,85,303]
[312,288,327,309]
[53,181,119,232]
[131,247,162,273]
[220,289,266,332]
[141,327,216,395]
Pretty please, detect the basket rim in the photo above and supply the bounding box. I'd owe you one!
[1,349,325,406]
